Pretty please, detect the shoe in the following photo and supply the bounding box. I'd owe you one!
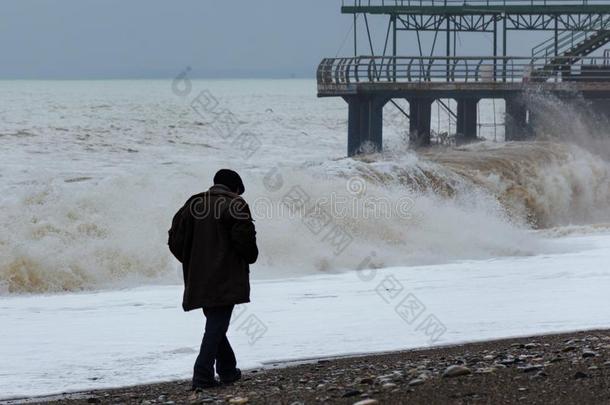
[192,378,221,390]
[220,368,242,385]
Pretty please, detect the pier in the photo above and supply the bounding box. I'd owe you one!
[317,0,610,156]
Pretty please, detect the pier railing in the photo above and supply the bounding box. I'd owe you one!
[317,56,610,86]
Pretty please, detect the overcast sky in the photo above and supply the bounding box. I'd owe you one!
[0,0,553,79]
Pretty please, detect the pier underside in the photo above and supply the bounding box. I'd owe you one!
[332,83,610,155]
[318,57,610,156]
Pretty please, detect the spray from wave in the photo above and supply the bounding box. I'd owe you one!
[0,174,177,294]
[2,87,610,294]
[421,141,610,227]
[3,137,609,294]
[524,90,610,159]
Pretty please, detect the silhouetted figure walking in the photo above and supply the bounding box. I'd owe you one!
[168,169,258,389]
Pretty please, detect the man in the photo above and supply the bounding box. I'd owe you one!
[168,169,258,389]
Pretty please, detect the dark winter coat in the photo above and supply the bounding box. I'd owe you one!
[168,185,258,311]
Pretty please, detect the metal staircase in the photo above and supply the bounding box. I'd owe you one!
[531,16,610,79]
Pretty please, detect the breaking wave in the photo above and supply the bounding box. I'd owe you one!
[2,140,609,294]
[1,81,610,294]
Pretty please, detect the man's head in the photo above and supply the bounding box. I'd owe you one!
[213,169,245,195]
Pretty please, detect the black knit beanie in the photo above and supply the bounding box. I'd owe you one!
[213,169,245,195]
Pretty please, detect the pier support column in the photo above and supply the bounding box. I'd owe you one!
[408,98,433,147]
[505,98,530,141]
[344,96,388,156]
[456,98,479,143]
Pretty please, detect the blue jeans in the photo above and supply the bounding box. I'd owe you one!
[193,305,238,386]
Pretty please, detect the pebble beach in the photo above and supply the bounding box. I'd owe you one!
[9,329,610,405]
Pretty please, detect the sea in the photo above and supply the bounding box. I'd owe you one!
[1,79,609,399]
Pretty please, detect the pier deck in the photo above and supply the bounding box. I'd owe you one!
[342,2,610,16]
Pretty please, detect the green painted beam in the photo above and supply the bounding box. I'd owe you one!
[342,5,610,15]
